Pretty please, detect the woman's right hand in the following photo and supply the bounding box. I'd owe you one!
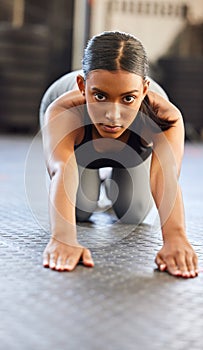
[43,238,94,271]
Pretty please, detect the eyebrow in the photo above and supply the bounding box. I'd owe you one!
[91,87,139,96]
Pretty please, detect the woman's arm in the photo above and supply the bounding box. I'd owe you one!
[41,91,94,271]
[148,92,198,278]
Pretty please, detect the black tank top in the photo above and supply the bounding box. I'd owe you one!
[74,111,152,169]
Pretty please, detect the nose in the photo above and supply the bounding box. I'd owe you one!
[105,103,121,124]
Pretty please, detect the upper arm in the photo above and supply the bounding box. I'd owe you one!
[148,91,185,176]
[41,90,85,176]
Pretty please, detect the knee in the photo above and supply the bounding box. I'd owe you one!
[113,198,153,224]
[76,195,99,222]
[76,190,99,222]
[76,208,93,222]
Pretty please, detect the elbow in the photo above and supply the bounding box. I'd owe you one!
[150,161,179,198]
[49,160,79,192]
[48,161,66,180]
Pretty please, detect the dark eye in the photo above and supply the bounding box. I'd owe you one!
[94,93,106,101]
[123,95,135,103]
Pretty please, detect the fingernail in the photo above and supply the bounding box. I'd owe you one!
[160,264,166,271]
[86,259,94,264]
[190,270,195,277]
[182,271,189,277]
[65,264,73,270]
[174,270,181,276]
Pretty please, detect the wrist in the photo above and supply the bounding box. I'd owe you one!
[51,236,82,248]
[162,223,186,242]
[51,226,78,246]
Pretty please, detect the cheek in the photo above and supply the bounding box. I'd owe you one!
[120,105,139,123]
[86,103,99,121]
[86,102,110,120]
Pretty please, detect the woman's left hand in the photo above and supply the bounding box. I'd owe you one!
[155,236,199,278]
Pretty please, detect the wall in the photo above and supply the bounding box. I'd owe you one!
[72,0,89,71]
[90,0,203,62]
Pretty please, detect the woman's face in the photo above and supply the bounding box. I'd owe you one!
[77,69,149,139]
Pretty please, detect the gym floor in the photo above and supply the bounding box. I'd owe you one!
[0,133,203,350]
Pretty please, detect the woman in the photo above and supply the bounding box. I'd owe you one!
[41,31,198,278]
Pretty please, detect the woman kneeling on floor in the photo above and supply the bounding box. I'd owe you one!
[40,31,198,278]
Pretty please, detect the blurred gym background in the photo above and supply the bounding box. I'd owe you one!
[0,0,202,139]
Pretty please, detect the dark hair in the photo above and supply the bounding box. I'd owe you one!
[83,31,148,79]
[82,31,176,131]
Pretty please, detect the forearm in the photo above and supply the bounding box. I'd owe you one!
[49,164,79,246]
[150,158,186,241]
[153,178,186,239]
[152,163,199,277]
[148,97,198,277]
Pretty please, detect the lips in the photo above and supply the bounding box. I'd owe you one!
[99,123,122,133]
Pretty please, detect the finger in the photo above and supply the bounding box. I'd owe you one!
[164,257,181,277]
[49,253,58,269]
[175,253,194,278]
[155,254,167,271]
[185,253,199,278]
[193,254,199,275]
[185,255,197,277]
[82,249,94,267]
[64,255,81,271]
[43,252,50,268]
[55,256,67,271]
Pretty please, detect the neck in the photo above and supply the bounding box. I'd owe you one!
[92,126,130,152]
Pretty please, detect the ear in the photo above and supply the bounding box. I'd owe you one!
[77,75,86,96]
[142,79,150,98]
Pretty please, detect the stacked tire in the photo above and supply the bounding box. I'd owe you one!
[0,24,49,133]
[158,57,203,138]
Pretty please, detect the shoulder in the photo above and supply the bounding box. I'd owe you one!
[148,77,169,100]
[139,91,184,145]
[47,90,86,114]
[147,91,181,121]
[44,90,86,128]
[148,91,185,163]
[42,90,86,153]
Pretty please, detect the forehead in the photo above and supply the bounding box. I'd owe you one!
[85,69,144,93]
